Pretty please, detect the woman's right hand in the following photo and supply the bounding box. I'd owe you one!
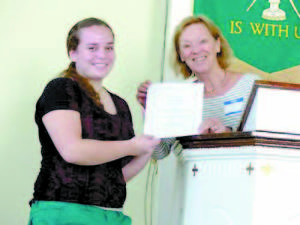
[130,135,160,156]
[136,81,152,108]
[199,118,232,134]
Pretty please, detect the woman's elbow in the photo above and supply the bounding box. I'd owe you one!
[58,144,80,164]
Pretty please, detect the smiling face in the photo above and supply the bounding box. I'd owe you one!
[179,23,221,76]
[69,25,115,81]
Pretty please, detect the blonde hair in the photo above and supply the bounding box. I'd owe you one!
[172,15,232,78]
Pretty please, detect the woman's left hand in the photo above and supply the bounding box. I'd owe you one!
[136,80,152,109]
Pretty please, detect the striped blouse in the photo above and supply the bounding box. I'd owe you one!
[152,73,260,160]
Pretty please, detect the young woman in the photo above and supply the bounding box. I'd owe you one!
[137,16,260,159]
[28,17,160,225]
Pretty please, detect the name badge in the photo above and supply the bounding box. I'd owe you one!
[224,97,244,116]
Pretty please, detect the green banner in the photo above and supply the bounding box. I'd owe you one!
[194,0,300,73]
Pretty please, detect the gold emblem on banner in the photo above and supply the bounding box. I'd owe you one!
[247,0,300,21]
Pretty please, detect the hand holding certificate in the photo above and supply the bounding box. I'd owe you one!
[144,82,204,138]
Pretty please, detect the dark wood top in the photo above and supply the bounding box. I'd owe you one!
[253,80,300,90]
[177,132,300,149]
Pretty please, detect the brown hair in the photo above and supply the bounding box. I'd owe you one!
[172,15,232,78]
[61,17,114,107]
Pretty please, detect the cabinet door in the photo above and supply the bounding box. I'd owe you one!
[181,158,255,225]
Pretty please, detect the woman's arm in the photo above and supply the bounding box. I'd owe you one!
[122,153,152,182]
[42,110,160,166]
[122,139,178,181]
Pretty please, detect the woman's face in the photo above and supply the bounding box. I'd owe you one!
[179,23,220,75]
[69,25,115,81]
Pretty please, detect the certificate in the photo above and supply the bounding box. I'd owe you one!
[144,82,204,138]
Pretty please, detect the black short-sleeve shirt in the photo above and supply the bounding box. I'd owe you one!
[31,78,134,208]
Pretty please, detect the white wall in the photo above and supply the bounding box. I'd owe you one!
[0,0,167,224]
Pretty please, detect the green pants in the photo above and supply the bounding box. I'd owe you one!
[28,201,132,225]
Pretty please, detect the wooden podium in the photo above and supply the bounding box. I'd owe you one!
[153,132,300,225]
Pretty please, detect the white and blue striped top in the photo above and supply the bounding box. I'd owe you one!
[202,73,260,130]
[152,73,261,160]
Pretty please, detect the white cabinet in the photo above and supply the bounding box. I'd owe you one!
[154,133,300,225]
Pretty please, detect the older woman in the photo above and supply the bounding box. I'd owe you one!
[137,15,260,159]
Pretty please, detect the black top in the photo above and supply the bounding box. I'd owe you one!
[31,78,134,208]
